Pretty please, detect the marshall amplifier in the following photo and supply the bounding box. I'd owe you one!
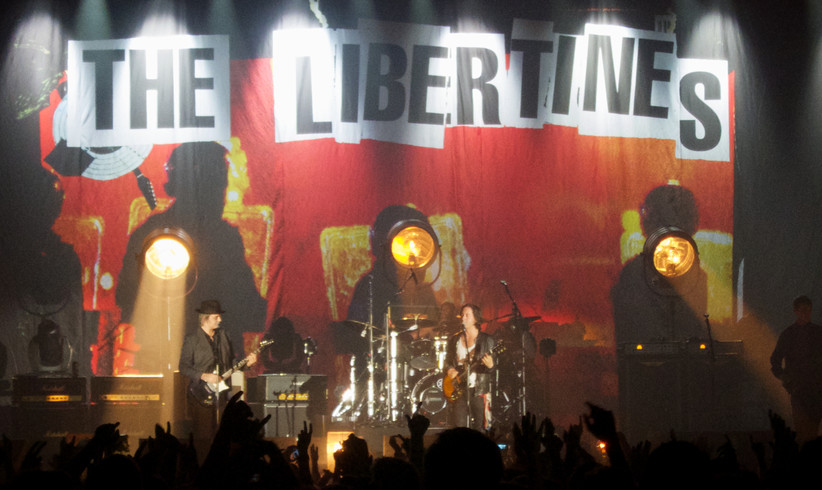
[247,374,327,437]
[12,375,86,405]
[90,375,164,438]
[90,375,163,404]
[12,375,88,438]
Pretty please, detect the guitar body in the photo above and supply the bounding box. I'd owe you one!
[442,372,463,403]
[188,379,219,407]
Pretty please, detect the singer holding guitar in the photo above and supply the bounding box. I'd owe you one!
[179,300,257,456]
[443,304,497,431]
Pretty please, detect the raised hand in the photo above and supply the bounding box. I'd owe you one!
[512,412,543,468]
[20,440,47,471]
[388,434,408,458]
[52,435,79,471]
[297,421,313,455]
[405,407,430,438]
[582,402,617,442]
[309,444,321,483]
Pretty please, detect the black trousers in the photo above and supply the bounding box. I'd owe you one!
[186,390,229,461]
[448,387,487,431]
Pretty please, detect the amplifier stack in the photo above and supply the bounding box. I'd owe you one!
[12,375,88,438]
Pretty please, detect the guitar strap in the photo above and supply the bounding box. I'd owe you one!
[208,333,221,373]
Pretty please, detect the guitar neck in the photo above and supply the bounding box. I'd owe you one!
[456,343,504,380]
[219,341,272,381]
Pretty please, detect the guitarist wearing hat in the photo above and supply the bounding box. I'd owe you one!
[443,303,498,431]
[179,300,258,454]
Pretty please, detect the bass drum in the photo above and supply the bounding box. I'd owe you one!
[411,373,448,425]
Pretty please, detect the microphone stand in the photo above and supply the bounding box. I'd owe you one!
[501,281,527,418]
[464,331,472,428]
[289,376,298,436]
[214,331,223,428]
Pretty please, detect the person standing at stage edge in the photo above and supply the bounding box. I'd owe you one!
[770,295,822,443]
[444,303,496,431]
[179,300,257,457]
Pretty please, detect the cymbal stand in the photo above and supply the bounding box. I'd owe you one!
[387,304,401,422]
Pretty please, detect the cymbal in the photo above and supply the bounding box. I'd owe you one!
[433,321,461,334]
[394,318,436,329]
[506,316,540,324]
[346,319,378,329]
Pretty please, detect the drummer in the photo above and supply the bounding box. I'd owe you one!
[437,301,462,336]
[401,301,461,339]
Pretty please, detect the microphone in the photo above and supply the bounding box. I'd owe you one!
[500,280,508,286]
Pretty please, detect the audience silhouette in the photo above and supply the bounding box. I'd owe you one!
[0,397,818,489]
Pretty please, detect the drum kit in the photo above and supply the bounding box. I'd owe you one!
[331,311,461,426]
[332,281,542,428]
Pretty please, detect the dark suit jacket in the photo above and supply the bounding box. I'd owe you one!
[178,327,235,384]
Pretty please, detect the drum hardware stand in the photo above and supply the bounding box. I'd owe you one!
[389,327,400,421]
[367,275,376,419]
[331,354,358,422]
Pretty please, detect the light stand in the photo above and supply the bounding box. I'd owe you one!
[139,227,196,427]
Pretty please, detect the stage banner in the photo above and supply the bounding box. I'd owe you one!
[1,16,733,415]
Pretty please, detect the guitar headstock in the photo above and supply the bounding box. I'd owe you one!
[259,339,274,349]
[492,342,506,356]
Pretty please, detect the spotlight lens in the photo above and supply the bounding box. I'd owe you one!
[391,226,436,268]
[652,236,695,278]
[145,237,190,279]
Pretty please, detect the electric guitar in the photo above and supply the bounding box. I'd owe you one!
[442,342,505,403]
[188,339,273,407]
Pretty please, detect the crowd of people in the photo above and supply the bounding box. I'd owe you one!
[0,391,820,490]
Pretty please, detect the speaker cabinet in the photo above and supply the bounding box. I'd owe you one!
[247,374,327,437]
[89,375,163,438]
[249,402,326,437]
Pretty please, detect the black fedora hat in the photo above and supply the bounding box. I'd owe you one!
[196,300,225,315]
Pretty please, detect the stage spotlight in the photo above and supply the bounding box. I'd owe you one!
[388,219,439,269]
[140,227,194,280]
[644,226,698,279]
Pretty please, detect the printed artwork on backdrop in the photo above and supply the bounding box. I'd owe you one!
[1,16,732,418]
